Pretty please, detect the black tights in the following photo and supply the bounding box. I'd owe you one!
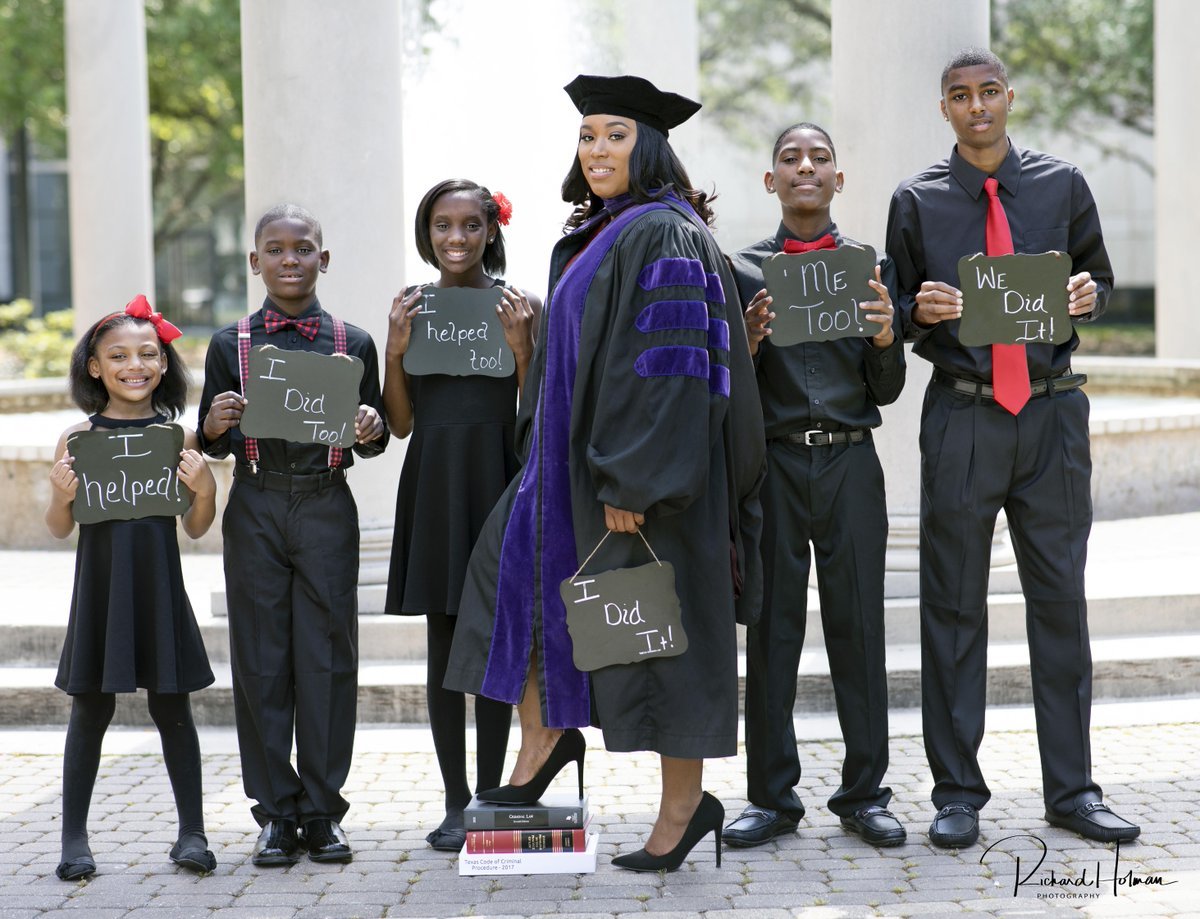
[61,691,206,862]
[426,612,512,817]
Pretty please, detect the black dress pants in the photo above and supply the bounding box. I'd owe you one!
[744,437,892,820]
[919,384,1102,815]
[223,478,360,827]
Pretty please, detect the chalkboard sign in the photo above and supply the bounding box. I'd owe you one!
[957,251,1073,347]
[239,346,363,447]
[560,558,686,672]
[760,244,878,345]
[404,286,515,378]
[68,423,191,524]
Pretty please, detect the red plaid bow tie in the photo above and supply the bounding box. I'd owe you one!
[782,233,837,254]
[263,307,320,341]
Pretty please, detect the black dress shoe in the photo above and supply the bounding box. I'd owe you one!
[55,854,96,881]
[251,819,301,867]
[302,819,353,863]
[840,805,907,847]
[929,802,979,848]
[169,837,217,874]
[476,728,586,804]
[426,811,467,852]
[1046,801,1141,842]
[611,791,724,872]
[722,806,799,848]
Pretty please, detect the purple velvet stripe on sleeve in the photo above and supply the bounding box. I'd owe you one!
[709,364,730,396]
[708,318,729,352]
[638,257,706,291]
[704,272,725,304]
[634,345,709,381]
[635,300,709,334]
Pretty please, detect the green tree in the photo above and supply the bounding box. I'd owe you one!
[993,0,1153,172]
[698,0,831,147]
[144,0,243,243]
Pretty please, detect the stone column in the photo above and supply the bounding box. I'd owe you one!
[64,0,155,335]
[1155,0,1199,359]
[831,1,1010,597]
[241,1,406,608]
[619,0,701,163]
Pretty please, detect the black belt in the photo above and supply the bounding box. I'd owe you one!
[234,464,347,493]
[932,368,1086,401]
[774,428,866,447]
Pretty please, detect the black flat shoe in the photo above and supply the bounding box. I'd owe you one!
[251,819,301,867]
[477,728,585,805]
[722,806,799,848]
[55,855,96,881]
[426,811,467,852]
[170,838,217,874]
[302,819,353,863]
[1046,800,1141,843]
[612,791,724,872]
[840,805,907,847]
[929,802,979,849]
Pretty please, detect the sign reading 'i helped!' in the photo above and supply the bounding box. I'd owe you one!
[68,423,192,523]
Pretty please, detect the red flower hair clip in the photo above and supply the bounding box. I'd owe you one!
[492,191,513,227]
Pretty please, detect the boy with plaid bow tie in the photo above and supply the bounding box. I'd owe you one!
[198,203,388,866]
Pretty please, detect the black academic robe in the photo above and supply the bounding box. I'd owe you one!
[446,193,765,758]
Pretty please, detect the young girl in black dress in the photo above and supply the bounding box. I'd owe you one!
[383,180,539,851]
[45,296,218,880]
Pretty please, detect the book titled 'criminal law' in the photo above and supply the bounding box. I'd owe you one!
[463,794,589,830]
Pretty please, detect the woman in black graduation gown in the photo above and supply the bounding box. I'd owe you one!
[445,74,764,871]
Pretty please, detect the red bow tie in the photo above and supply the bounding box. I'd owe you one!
[782,233,837,254]
[263,308,321,341]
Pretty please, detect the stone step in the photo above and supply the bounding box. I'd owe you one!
[4,587,1197,667]
[4,634,1199,727]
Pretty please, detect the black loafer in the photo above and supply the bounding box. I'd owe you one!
[722,806,799,848]
[426,826,467,852]
[251,819,301,867]
[55,854,96,881]
[840,805,907,847]
[302,819,353,863]
[1046,801,1140,843]
[929,802,979,848]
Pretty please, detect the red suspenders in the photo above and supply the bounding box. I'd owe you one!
[237,311,348,474]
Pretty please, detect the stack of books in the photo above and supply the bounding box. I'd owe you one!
[458,793,597,875]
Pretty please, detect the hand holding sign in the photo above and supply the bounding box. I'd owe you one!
[760,245,880,345]
[404,286,516,378]
[957,251,1073,347]
[239,346,364,446]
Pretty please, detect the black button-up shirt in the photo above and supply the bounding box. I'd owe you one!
[886,142,1113,382]
[198,298,389,472]
[729,222,905,440]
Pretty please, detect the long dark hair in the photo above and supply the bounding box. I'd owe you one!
[415,179,507,276]
[561,123,715,231]
[69,315,190,419]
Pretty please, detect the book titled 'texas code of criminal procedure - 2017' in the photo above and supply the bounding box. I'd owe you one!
[466,816,593,854]
[458,831,599,876]
[462,794,589,830]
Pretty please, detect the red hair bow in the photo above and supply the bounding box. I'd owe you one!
[124,294,183,344]
[492,191,513,226]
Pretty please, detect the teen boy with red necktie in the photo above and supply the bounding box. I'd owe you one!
[885,48,1140,848]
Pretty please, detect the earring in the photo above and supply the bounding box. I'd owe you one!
[487,237,494,243]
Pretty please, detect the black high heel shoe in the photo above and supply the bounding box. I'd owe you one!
[476,728,585,804]
[611,791,724,872]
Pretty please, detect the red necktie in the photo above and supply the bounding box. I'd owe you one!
[782,233,837,254]
[263,307,321,341]
[984,177,1029,415]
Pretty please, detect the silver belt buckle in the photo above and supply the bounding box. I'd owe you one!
[803,430,825,446]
